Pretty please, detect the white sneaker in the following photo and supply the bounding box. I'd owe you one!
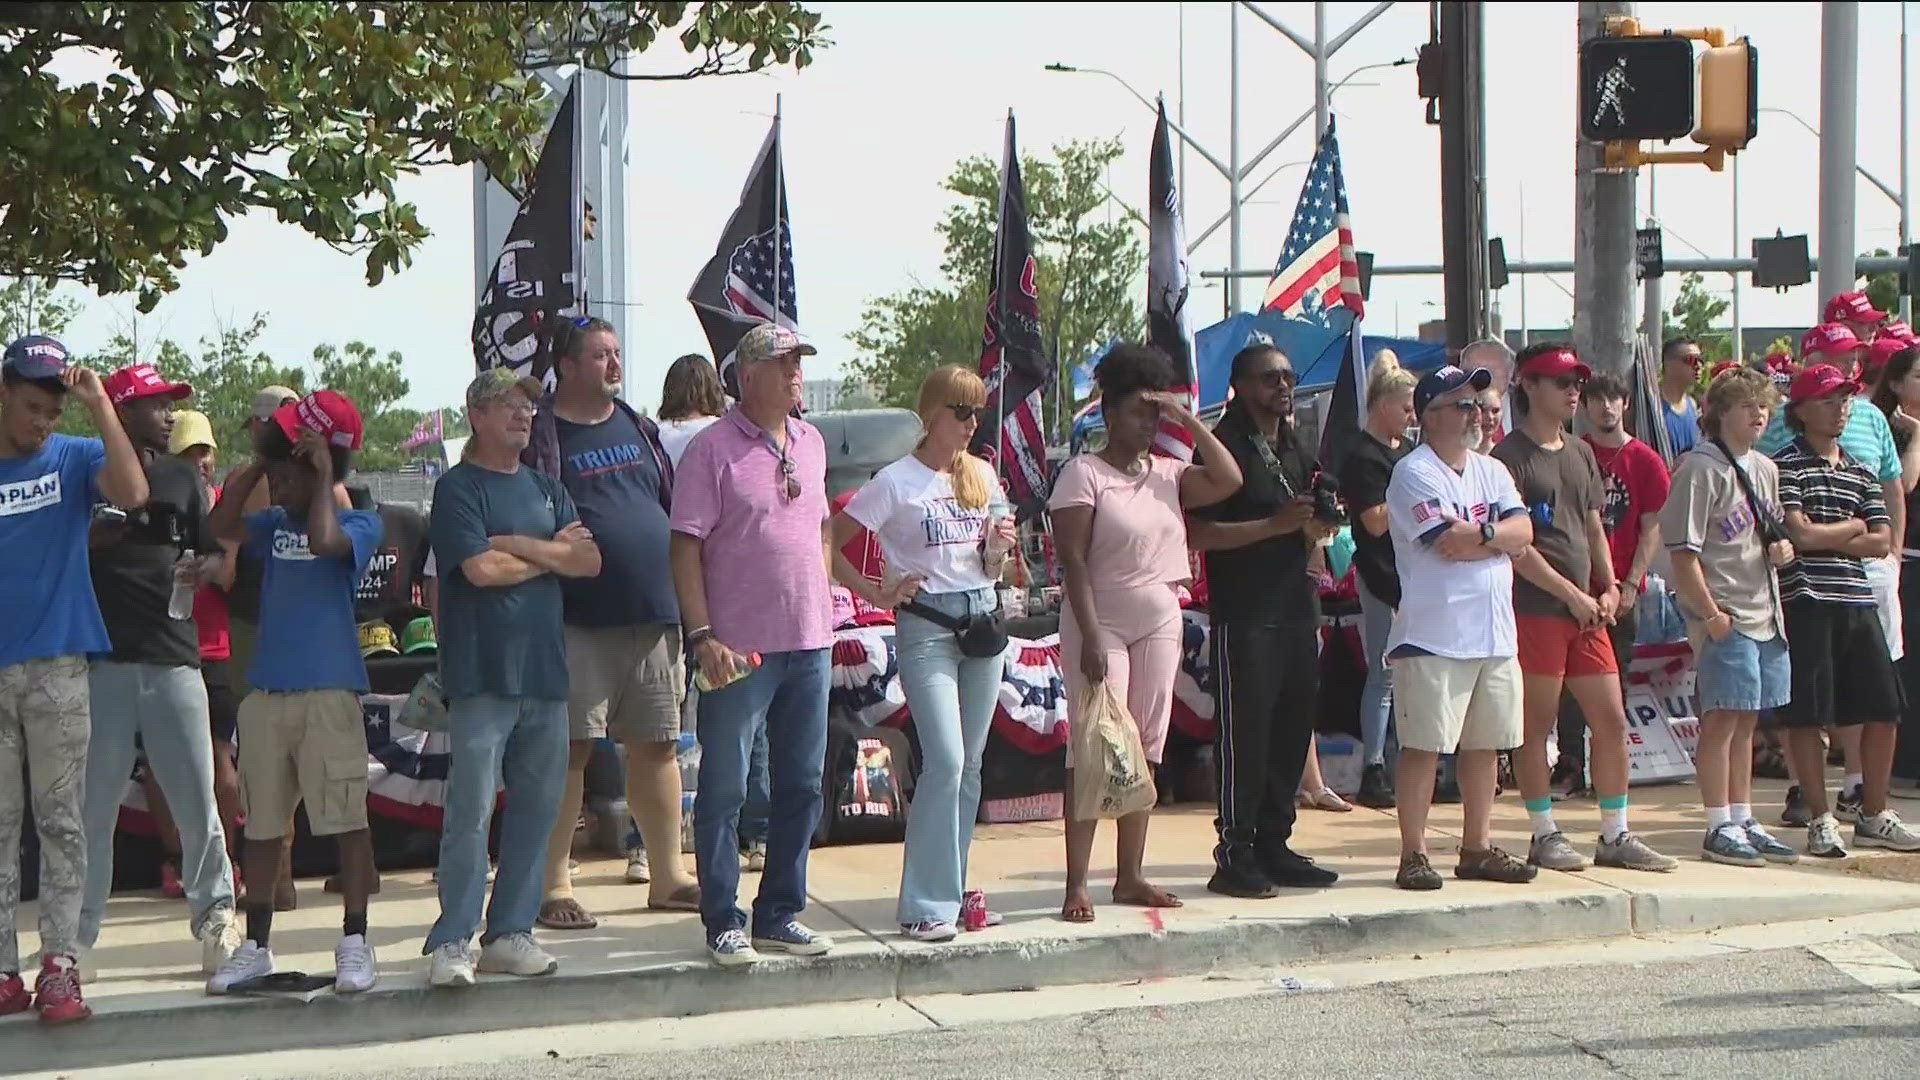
[199,910,241,975]
[206,940,274,995]
[1807,812,1849,859]
[1854,809,1920,852]
[334,934,378,993]
[625,847,651,884]
[428,940,477,988]
[900,919,958,943]
[477,932,558,977]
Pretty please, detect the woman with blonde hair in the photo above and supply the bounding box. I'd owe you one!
[832,364,1021,942]
[1340,350,1419,808]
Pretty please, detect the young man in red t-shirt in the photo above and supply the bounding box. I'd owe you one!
[1554,372,1672,793]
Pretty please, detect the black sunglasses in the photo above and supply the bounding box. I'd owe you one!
[777,451,799,501]
[945,403,982,422]
[1251,368,1297,388]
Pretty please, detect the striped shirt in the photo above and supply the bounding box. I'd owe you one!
[1772,437,1888,605]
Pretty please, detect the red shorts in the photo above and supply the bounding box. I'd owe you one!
[1514,614,1617,678]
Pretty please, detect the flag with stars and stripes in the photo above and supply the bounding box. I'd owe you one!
[690,116,797,396]
[1147,99,1198,461]
[1261,118,1364,325]
[972,112,1052,518]
[472,82,580,384]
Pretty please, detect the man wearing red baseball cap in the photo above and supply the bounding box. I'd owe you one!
[1771,364,1920,857]
[206,389,385,995]
[78,365,241,979]
[1825,291,1891,345]
[1759,327,1911,828]
[1493,344,1677,874]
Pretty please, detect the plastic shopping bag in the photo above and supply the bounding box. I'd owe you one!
[1069,682,1158,821]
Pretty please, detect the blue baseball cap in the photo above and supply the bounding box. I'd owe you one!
[3,335,70,381]
[1414,365,1493,415]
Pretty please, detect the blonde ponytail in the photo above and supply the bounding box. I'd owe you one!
[950,450,989,510]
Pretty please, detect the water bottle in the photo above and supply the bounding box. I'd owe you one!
[167,549,197,621]
[694,650,762,693]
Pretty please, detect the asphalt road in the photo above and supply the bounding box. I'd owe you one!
[284,934,1920,1080]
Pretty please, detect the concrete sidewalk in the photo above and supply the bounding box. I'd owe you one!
[8,775,1920,1072]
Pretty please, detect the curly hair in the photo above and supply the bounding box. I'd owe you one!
[1095,342,1177,402]
[1701,366,1779,439]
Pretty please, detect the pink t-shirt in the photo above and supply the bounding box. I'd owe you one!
[1047,453,1192,590]
[669,407,832,654]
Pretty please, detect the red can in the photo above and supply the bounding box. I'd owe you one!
[961,889,989,931]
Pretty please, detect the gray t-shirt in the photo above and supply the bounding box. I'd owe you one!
[1659,440,1785,644]
[429,462,579,701]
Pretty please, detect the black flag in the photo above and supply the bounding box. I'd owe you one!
[973,112,1050,514]
[472,82,580,383]
[1147,99,1197,459]
[689,117,796,398]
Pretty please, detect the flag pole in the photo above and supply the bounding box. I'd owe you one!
[998,109,1013,488]
[570,72,586,321]
[773,94,785,332]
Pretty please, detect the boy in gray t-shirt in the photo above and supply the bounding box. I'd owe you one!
[1659,367,1798,868]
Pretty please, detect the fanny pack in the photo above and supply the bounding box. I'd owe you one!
[900,599,1009,659]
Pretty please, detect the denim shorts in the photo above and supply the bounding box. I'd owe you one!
[1693,630,1791,715]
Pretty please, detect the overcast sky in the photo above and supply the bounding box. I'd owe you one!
[45,2,1918,414]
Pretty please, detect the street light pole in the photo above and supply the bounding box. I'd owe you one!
[1229,2,1244,312]
[1902,1,1913,323]
[1818,3,1860,315]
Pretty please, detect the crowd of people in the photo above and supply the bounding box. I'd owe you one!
[2,289,1917,1025]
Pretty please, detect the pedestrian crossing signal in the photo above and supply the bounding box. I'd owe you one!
[1579,36,1695,142]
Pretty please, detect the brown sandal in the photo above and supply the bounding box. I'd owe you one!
[1111,883,1183,908]
[536,897,599,930]
[1061,889,1095,923]
[646,883,702,913]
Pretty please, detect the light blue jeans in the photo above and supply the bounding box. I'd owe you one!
[425,694,569,952]
[895,588,1003,925]
[1356,581,1396,768]
[80,661,234,947]
[695,649,829,938]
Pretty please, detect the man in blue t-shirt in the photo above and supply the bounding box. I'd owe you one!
[522,317,699,928]
[423,368,599,988]
[204,390,383,998]
[0,335,148,1026]
[1659,336,1704,458]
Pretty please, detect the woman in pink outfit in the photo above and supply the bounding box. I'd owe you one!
[1050,344,1242,923]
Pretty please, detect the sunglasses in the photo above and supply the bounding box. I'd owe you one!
[1253,369,1297,388]
[1443,399,1485,414]
[777,449,800,501]
[945,403,982,423]
[1547,375,1585,391]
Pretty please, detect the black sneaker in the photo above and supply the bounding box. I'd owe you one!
[1206,849,1278,899]
[1257,845,1340,888]
[1355,764,1396,809]
[1780,785,1811,828]
[1836,784,1864,825]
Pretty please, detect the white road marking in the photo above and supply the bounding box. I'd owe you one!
[1809,937,1920,1009]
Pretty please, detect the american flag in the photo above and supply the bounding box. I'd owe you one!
[726,223,797,329]
[402,410,444,450]
[1261,118,1364,325]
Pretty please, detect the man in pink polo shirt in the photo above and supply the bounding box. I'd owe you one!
[669,323,835,967]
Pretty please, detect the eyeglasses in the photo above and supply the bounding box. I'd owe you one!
[1253,369,1297,388]
[488,400,537,417]
[1444,399,1485,414]
[945,403,982,422]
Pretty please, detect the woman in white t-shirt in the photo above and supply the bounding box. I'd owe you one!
[656,353,726,468]
[832,365,1018,943]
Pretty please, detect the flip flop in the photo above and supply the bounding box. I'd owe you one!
[536,897,599,930]
[646,883,702,912]
[1111,884,1183,909]
[1060,897,1096,924]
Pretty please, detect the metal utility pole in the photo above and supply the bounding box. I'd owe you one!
[1818,2,1860,314]
[1901,1,1912,323]
[1731,154,1743,358]
[1574,1,1639,380]
[1229,3,1243,313]
[1438,1,1489,352]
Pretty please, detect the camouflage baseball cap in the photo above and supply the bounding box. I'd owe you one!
[465,367,545,409]
[736,324,817,364]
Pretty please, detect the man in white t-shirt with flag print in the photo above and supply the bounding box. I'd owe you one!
[1384,365,1538,892]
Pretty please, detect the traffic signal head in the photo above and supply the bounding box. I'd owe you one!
[1694,38,1758,151]
[1580,35,1695,142]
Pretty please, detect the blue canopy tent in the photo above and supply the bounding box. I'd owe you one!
[1071,312,1447,448]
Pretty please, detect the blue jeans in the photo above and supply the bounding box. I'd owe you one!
[894,589,1001,925]
[742,713,771,847]
[425,694,569,952]
[694,648,828,937]
[80,661,234,946]
[1356,581,1396,768]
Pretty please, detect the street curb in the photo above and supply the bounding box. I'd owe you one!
[5,876,1916,1074]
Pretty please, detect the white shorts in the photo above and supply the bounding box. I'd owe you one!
[1866,554,1904,662]
[1390,654,1524,754]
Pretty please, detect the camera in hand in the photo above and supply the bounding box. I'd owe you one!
[1309,470,1345,525]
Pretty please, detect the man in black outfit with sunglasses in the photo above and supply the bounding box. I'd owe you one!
[1189,344,1340,897]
